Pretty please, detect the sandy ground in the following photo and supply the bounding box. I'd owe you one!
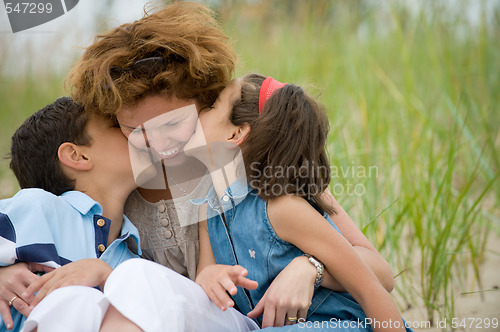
[402,233,500,332]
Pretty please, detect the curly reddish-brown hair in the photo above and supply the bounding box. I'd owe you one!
[67,1,236,115]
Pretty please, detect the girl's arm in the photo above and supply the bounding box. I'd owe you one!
[195,205,217,273]
[196,216,258,311]
[321,189,394,292]
[268,195,405,332]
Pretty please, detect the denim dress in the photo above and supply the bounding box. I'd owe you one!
[192,179,413,331]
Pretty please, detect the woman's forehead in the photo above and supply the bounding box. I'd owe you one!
[117,95,197,124]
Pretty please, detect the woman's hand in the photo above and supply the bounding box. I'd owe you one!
[22,259,112,308]
[247,256,316,327]
[195,264,258,311]
[0,263,54,330]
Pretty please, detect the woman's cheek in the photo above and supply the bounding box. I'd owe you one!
[127,134,149,151]
[176,122,199,143]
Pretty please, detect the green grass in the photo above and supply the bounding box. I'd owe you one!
[0,75,66,196]
[220,0,499,324]
[0,0,498,326]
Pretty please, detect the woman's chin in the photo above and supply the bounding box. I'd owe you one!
[161,152,189,168]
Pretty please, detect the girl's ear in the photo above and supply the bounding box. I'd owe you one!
[58,142,93,171]
[227,123,251,146]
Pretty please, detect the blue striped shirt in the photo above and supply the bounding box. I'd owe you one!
[0,189,141,332]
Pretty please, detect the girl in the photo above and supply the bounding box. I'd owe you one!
[190,74,412,331]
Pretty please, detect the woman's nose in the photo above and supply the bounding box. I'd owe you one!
[146,128,171,152]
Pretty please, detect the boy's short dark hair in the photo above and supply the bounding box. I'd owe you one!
[9,97,92,195]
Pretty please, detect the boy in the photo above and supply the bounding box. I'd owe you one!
[0,97,140,331]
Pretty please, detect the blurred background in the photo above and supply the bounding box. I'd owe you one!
[1,0,499,330]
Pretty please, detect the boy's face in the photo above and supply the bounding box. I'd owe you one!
[85,115,133,184]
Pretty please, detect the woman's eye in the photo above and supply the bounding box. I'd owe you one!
[131,129,143,135]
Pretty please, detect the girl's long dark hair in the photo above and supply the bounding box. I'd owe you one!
[231,74,335,215]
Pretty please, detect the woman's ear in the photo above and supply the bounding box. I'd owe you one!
[227,123,251,146]
[58,142,93,171]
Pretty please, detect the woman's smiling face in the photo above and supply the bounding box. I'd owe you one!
[116,95,199,167]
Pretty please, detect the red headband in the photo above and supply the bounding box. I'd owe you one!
[258,76,287,114]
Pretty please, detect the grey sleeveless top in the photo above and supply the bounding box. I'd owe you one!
[124,175,212,280]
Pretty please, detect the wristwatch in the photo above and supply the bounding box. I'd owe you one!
[303,254,324,290]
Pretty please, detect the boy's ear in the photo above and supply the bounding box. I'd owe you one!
[58,142,93,171]
[227,123,251,147]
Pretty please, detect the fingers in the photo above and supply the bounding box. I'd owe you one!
[228,266,258,290]
[246,298,264,319]
[0,297,14,330]
[227,265,247,278]
[26,262,55,274]
[206,283,233,311]
[218,276,237,296]
[22,272,50,303]
[30,276,62,307]
[1,266,38,306]
[298,307,308,324]
[12,295,33,318]
[284,311,299,326]
[274,305,287,327]
[236,276,258,290]
[261,301,276,328]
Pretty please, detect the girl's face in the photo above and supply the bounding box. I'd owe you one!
[197,79,242,144]
[116,95,199,167]
[184,79,244,169]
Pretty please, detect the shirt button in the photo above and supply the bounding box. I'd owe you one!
[222,195,230,202]
[97,244,106,252]
[162,229,173,239]
[96,218,106,227]
[158,204,166,213]
[160,218,170,227]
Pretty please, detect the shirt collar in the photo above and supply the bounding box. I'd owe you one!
[61,191,142,255]
[191,178,252,215]
[61,191,102,215]
[119,215,142,255]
